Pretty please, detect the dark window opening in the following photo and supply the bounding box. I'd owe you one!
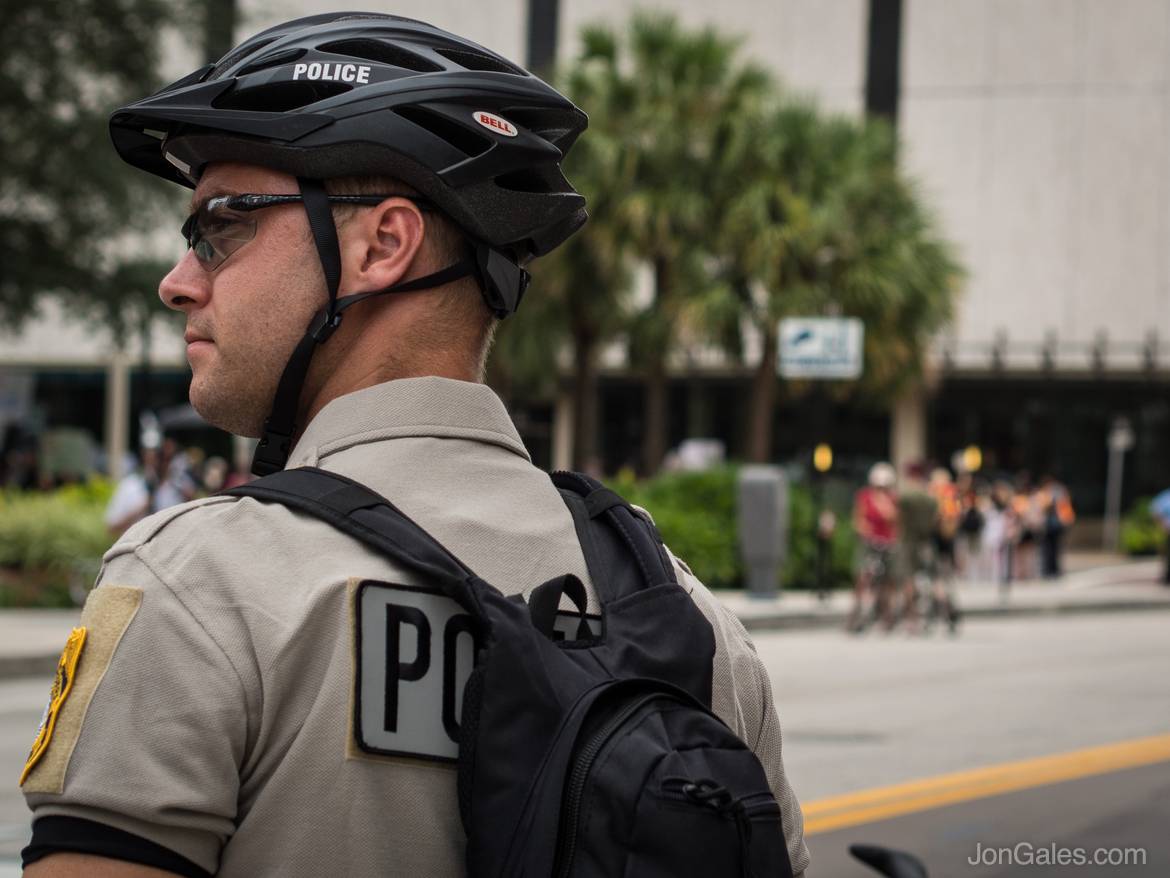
[864,0,902,123]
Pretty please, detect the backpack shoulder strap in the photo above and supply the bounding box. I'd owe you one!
[225,466,486,618]
[550,471,677,607]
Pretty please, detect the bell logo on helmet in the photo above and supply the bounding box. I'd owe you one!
[472,111,518,137]
[292,62,372,84]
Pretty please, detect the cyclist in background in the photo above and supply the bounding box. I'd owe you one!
[847,462,899,632]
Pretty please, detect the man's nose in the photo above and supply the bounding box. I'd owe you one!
[159,250,211,311]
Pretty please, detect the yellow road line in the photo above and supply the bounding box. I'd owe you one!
[802,734,1170,835]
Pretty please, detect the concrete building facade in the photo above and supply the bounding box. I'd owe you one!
[2,0,1167,511]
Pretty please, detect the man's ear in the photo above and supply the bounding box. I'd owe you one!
[340,198,426,293]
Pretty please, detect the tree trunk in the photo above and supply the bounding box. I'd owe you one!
[747,322,778,463]
[640,257,673,475]
[571,330,601,475]
[642,356,668,475]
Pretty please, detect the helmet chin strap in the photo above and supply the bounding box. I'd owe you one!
[250,178,527,477]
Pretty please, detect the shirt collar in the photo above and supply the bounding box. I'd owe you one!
[285,377,531,468]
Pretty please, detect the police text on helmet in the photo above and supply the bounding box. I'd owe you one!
[291,62,371,84]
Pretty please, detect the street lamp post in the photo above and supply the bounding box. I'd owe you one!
[1103,418,1135,552]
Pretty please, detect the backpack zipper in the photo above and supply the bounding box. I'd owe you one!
[555,692,664,878]
[659,779,780,816]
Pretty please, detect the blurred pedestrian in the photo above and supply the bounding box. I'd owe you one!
[1012,474,1043,581]
[957,474,985,581]
[897,462,938,633]
[153,438,199,511]
[201,456,230,494]
[1039,474,1075,578]
[815,508,836,602]
[1151,488,1170,586]
[104,448,160,536]
[984,481,1019,601]
[846,462,900,632]
[928,467,962,632]
[1,425,39,490]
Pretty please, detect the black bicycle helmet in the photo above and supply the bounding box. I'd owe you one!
[109,12,588,476]
[110,11,588,259]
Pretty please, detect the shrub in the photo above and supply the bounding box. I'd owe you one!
[609,467,742,588]
[1120,498,1167,557]
[0,480,114,607]
[607,466,856,590]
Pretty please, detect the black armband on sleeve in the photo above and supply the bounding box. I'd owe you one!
[23,816,212,878]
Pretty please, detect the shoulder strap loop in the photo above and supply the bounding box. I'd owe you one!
[583,487,626,519]
[550,471,678,608]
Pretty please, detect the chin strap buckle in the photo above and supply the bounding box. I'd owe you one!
[475,244,530,318]
[311,311,343,344]
[252,421,295,477]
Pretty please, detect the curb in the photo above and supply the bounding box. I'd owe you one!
[735,596,1170,632]
[3,596,1169,679]
[0,655,60,681]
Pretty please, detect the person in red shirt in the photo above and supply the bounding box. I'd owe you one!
[846,462,900,632]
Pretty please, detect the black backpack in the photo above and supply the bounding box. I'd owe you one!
[228,467,793,878]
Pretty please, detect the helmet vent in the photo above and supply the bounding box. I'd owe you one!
[434,47,523,75]
[495,168,557,193]
[394,106,492,157]
[318,39,444,73]
[238,48,308,76]
[212,37,279,78]
[212,80,351,111]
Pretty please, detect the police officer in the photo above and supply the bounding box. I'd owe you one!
[21,14,809,877]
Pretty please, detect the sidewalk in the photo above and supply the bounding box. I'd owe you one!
[722,557,1170,631]
[1,557,1167,679]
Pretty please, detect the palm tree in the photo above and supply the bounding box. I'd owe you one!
[602,14,772,474]
[710,101,962,462]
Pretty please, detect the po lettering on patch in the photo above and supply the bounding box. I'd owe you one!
[349,580,599,763]
[352,581,478,762]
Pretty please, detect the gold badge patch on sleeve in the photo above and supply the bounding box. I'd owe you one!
[20,627,87,785]
[20,585,142,794]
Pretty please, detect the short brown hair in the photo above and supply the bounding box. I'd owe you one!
[324,175,498,380]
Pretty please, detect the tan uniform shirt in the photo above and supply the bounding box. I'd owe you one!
[23,377,809,876]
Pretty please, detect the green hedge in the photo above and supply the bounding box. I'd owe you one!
[0,469,865,604]
[0,480,114,607]
[1121,498,1167,556]
[608,466,856,590]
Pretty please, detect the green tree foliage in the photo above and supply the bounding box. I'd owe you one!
[710,100,963,460]
[500,14,962,474]
[0,0,180,337]
[587,15,772,474]
[492,30,635,471]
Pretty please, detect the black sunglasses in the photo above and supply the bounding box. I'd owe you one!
[180,193,434,271]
